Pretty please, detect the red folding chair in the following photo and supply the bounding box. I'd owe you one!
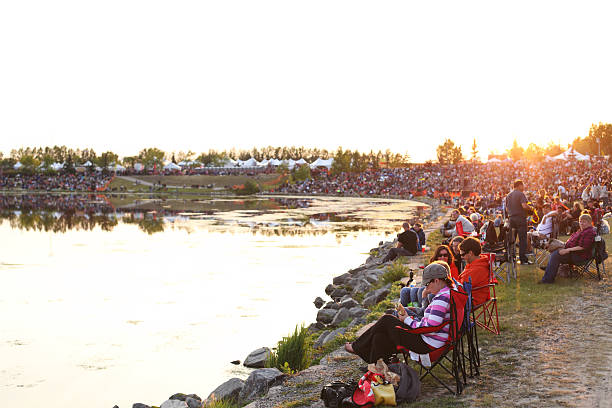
[395,288,469,395]
[471,253,500,335]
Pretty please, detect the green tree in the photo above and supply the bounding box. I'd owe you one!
[436,139,463,164]
[292,164,311,182]
[97,151,119,170]
[524,143,544,161]
[544,142,563,157]
[573,122,612,156]
[331,147,351,174]
[470,139,479,162]
[138,148,165,169]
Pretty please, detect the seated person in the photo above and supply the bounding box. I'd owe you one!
[399,248,457,317]
[449,236,465,274]
[344,262,453,363]
[457,237,491,306]
[443,209,475,238]
[380,222,419,263]
[527,203,557,250]
[470,213,484,233]
[411,222,426,249]
[559,202,583,235]
[540,213,597,284]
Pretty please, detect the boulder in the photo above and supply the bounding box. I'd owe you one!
[347,317,366,329]
[321,328,347,347]
[330,287,348,300]
[339,297,359,309]
[169,393,201,402]
[339,294,352,303]
[206,378,245,403]
[238,368,285,402]
[313,330,331,349]
[185,397,201,408]
[332,272,352,285]
[132,404,151,408]
[244,347,271,368]
[364,274,379,284]
[363,287,391,308]
[330,307,351,326]
[160,400,187,408]
[307,322,325,334]
[325,284,336,295]
[348,307,368,318]
[313,296,325,309]
[351,279,372,296]
[348,264,369,274]
[322,301,340,310]
[316,309,336,324]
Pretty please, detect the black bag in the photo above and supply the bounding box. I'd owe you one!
[320,380,358,408]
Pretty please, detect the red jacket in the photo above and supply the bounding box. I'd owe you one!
[458,255,491,306]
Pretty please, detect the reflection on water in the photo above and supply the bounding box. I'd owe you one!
[0,193,431,236]
[0,193,430,408]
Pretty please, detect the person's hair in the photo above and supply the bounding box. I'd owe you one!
[469,213,479,222]
[459,236,482,256]
[514,180,524,189]
[450,235,464,245]
[429,244,454,264]
[402,222,411,229]
[579,213,592,224]
[413,222,422,228]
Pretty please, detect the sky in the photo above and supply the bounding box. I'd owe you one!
[1,1,611,161]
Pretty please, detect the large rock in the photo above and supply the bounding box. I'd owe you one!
[325,284,336,295]
[339,297,359,309]
[313,330,331,349]
[206,378,245,403]
[347,317,367,329]
[316,309,336,324]
[185,397,201,408]
[322,301,340,310]
[321,328,347,347]
[160,400,187,408]
[313,296,325,309]
[169,394,201,402]
[348,306,368,318]
[363,287,391,308]
[238,368,285,402]
[330,287,349,300]
[333,272,352,285]
[351,279,372,296]
[330,308,351,326]
[132,404,151,408]
[307,322,325,334]
[244,347,271,368]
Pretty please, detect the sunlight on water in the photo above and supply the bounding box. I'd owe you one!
[0,195,427,407]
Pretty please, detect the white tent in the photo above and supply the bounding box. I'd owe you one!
[552,148,589,161]
[309,158,334,169]
[82,161,93,167]
[13,162,23,169]
[258,159,270,167]
[269,158,282,166]
[107,163,126,172]
[50,162,64,171]
[164,162,181,171]
[282,159,296,169]
[487,158,502,163]
[134,163,144,172]
[242,158,259,167]
[295,158,308,165]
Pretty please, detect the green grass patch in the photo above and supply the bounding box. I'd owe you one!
[267,325,311,374]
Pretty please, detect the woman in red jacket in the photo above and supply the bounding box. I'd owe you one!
[457,237,491,306]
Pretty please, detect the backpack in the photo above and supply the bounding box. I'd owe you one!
[594,236,608,262]
[320,380,358,408]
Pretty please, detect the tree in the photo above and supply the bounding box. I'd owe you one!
[331,147,351,174]
[436,139,463,164]
[523,143,544,162]
[507,139,524,161]
[292,164,311,182]
[138,148,165,169]
[572,122,612,156]
[544,142,563,158]
[470,139,479,162]
[97,151,119,170]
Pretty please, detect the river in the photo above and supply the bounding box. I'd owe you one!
[0,193,429,407]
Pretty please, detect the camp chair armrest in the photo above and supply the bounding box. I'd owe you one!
[394,321,450,335]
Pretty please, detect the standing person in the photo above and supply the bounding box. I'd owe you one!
[505,180,532,265]
[380,222,419,263]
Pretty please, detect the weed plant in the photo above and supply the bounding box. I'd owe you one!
[267,324,311,374]
[381,259,409,284]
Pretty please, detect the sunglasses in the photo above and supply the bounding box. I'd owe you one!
[437,252,450,258]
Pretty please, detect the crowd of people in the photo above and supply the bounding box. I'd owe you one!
[0,173,113,191]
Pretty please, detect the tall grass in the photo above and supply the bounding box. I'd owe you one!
[267,325,311,374]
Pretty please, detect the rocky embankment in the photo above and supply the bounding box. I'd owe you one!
[121,200,448,408]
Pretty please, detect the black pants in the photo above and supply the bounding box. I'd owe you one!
[509,216,528,262]
[382,247,416,263]
[352,315,431,363]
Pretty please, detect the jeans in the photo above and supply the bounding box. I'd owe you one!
[509,216,528,262]
[542,249,583,283]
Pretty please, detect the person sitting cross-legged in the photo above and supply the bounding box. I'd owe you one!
[344,262,453,363]
[539,213,596,284]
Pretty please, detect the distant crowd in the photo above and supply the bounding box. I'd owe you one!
[0,173,113,192]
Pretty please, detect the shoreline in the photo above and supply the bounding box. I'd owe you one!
[125,198,449,408]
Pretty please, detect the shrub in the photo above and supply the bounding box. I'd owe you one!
[236,180,260,195]
[267,324,311,373]
[381,260,408,285]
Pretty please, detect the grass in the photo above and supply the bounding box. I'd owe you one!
[267,325,311,374]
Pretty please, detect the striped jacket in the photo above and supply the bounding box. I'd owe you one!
[403,286,451,349]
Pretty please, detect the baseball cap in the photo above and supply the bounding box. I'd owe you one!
[422,262,450,286]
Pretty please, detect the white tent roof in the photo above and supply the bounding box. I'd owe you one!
[309,158,334,169]
[269,158,282,166]
[50,162,64,170]
[487,158,502,163]
[552,148,589,161]
[134,163,144,171]
[82,161,93,167]
[164,162,181,170]
[242,158,259,167]
[295,158,308,165]
[13,162,23,169]
[258,159,270,166]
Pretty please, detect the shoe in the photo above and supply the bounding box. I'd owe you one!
[520,260,534,265]
[539,266,546,271]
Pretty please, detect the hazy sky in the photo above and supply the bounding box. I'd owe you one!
[1,1,611,161]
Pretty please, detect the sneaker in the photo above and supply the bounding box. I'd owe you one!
[539,266,547,271]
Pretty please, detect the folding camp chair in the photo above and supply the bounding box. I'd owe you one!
[396,288,469,395]
[569,236,607,280]
[457,277,480,377]
[471,253,500,335]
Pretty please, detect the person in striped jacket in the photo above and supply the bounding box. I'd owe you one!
[345,262,452,363]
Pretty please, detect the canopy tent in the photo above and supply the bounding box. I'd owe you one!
[269,158,282,166]
[295,158,308,165]
[134,163,145,172]
[82,161,93,167]
[552,148,589,161]
[309,158,334,169]
[487,158,502,163]
[50,162,64,171]
[164,162,181,171]
[282,159,296,169]
[13,162,23,169]
[241,158,259,167]
[108,163,126,172]
[258,159,270,166]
